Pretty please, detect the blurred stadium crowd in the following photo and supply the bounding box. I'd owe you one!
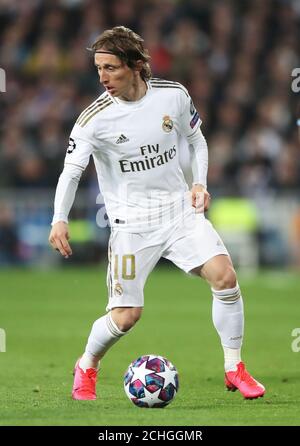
[0,0,299,267]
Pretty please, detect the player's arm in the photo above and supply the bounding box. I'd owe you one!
[49,127,94,258]
[189,128,210,212]
[178,90,210,212]
[49,163,84,257]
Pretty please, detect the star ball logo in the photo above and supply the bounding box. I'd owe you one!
[0,68,6,92]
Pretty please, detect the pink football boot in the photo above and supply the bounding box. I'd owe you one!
[225,361,265,399]
[72,359,98,400]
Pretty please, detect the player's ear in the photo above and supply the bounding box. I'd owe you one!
[134,60,143,74]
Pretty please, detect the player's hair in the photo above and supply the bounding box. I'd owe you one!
[90,26,152,81]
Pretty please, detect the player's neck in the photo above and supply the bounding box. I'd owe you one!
[118,78,147,102]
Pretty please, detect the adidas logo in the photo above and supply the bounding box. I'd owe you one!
[116,134,129,144]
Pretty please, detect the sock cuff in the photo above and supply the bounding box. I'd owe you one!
[212,284,241,302]
[106,312,127,338]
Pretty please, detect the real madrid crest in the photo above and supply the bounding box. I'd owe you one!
[114,282,123,296]
[162,115,173,133]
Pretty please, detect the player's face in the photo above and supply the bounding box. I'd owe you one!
[94,53,137,99]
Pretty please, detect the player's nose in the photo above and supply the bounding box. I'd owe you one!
[99,71,109,84]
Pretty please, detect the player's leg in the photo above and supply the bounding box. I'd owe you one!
[79,307,143,371]
[72,230,161,400]
[163,215,265,399]
[195,254,265,398]
[72,306,141,401]
[192,254,244,372]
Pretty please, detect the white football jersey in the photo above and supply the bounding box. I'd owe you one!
[65,79,202,231]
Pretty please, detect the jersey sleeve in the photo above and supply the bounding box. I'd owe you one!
[51,124,95,225]
[64,123,95,169]
[178,88,202,140]
[177,87,207,188]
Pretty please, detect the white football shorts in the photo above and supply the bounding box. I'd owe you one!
[105,212,229,310]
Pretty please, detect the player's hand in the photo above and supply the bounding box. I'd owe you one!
[49,221,72,259]
[191,184,211,213]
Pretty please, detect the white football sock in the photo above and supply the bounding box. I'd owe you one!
[223,347,241,372]
[79,312,126,371]
[212,285,244,372]
[79,352,99,371]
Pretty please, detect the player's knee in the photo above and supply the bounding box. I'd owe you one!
[212,266,237,291]
[111,307,143,332]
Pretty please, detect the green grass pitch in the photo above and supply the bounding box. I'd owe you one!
[0,266,299,426]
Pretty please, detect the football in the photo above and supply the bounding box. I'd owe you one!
[124,354,179,408]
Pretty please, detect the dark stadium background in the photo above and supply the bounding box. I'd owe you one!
[0,0,299,269]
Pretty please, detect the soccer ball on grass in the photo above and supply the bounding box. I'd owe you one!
[124,354,179,408]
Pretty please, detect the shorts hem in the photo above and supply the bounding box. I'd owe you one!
[185,251,229,274]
